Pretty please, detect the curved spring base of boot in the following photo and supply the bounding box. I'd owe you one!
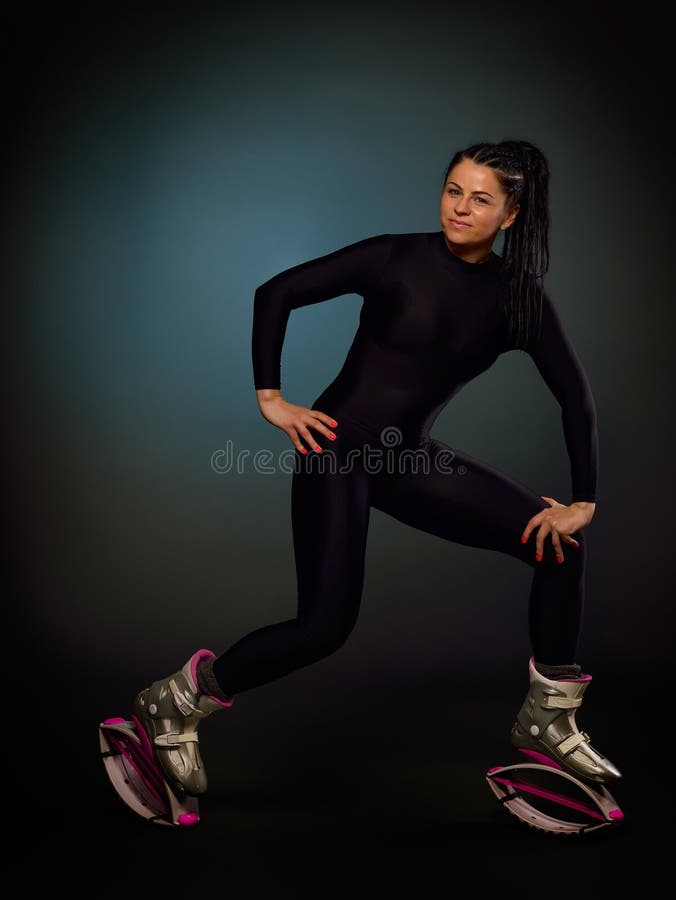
[99,718,200,827]
[486,749,624,835]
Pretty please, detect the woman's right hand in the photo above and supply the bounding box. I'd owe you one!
[256,392,338,454]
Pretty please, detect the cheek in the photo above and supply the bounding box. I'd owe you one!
[476,209,501,228]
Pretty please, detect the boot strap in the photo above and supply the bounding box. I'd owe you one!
[557,730,590,755]
[153,731,199,748]
[545,696,582,709]
[169,679,200,716]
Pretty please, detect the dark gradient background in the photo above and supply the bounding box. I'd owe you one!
[7,0,673,892]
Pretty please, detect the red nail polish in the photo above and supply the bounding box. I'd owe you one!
[536,553,542,561]
[315,446,321,452]
[300,447,307,454]
[521,535,527,543]
[331,420,337,426]
[557,557,564,564]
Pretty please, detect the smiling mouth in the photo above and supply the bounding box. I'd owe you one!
[450,220,471,228]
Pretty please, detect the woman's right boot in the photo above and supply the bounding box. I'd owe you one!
[132,648,233,796]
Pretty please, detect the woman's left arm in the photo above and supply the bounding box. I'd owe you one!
[519,287,599,561]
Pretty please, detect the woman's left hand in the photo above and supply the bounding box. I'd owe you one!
[521,495,595,564]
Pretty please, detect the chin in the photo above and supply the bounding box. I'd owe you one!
[444,227,471,243]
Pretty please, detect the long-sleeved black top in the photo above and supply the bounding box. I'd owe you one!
[251,230,598,502]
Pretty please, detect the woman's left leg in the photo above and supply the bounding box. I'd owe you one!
[369,438,624,783]
[369,437,585,665]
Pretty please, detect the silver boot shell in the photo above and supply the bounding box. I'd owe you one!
[510,656,622,784]
[133,648,233,796]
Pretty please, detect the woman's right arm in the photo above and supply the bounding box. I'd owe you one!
[252,233,392,453]
[251,232,392,391]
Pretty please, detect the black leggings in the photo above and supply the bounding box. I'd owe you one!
[212,416,585,696]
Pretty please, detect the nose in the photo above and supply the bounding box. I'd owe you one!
[454,197,471,215]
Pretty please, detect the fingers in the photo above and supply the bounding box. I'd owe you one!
[535,522,551,563]
[308,411,338,444]
[530,522,565,564]
[551,529,582,561]
[550,528,564,564]
[294,411,339,454]
[288,426,310,455]
[521,509,545,545]
[311,410,339,431]
[296,423,324,454]
[530,526,578,564]
[522,515,574,564]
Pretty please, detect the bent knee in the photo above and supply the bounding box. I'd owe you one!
[294,615,357,660]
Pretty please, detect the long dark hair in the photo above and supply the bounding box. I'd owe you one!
[443,139,551,350]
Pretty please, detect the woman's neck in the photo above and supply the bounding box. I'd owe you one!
[441,233,493,264]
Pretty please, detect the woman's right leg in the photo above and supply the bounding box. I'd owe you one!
[128,437,372,800]
[208,439,372,696]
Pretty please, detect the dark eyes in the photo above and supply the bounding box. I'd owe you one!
[447,188,488,204]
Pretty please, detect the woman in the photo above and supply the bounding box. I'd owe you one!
[132,139,622,799]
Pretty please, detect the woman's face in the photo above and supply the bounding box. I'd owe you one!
[440,158,519,249]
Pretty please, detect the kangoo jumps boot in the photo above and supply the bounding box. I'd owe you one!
[510,656,622,784]
[133,648,233,796]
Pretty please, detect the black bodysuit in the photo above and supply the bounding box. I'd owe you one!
[212,231,598,696]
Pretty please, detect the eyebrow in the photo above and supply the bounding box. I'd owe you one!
[446,180,495,199]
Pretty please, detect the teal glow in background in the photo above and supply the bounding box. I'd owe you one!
[10,3,670,681]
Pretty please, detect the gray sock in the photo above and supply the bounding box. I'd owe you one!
[196,656,234,703]
[534,660,582,680]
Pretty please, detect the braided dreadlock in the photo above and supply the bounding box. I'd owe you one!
[442,139,551,351]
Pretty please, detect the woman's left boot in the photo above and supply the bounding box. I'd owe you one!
[510,656,622,784]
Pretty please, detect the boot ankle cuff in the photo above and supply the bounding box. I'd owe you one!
[534,660,582,679]
[196,656,233,703]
